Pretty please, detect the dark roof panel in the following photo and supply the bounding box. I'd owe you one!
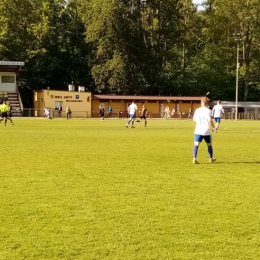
[92,94,203,101]
[0,61,25,72]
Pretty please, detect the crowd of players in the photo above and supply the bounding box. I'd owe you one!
[44,97,225,164]
[98,102,148,127]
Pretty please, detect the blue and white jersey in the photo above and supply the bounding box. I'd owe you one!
[193,107,212,135]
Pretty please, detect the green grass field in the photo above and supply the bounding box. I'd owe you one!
[1,118,260,260]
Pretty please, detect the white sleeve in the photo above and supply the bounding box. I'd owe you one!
[209,110,213,118]
[193,111,197,122]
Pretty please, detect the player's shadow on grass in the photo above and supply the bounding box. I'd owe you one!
[217,161,260,164]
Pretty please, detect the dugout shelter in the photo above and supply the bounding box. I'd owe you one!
[91,94,203,118]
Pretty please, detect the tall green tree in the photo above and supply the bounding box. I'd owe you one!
[79,0,184,95]
[207,0,260,101]
[0,0,92,106]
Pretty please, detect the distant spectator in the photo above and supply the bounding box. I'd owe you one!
[232,107,236,119]
[171,108,175,118]
[58,105,62,117]
[188,108,193,119]
[107,105,113,117]
[127,104,130,118]
[66,106,71,120]
[165,106,171,119]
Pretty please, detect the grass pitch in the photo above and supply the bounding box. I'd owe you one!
[1,118,260,259]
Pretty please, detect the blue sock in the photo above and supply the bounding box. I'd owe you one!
[193,145,199,158]
[208,146,213,158]
[132,121,134,125]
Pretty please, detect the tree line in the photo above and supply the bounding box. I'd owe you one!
[1,0,260,107]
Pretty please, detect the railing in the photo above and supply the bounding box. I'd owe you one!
[17,89,24,112]
[11,108,260,120]
[224,112,260,120]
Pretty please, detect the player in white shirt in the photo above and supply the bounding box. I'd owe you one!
[192,97,216,164]
[212,100,224,132]
[126,101,138,128]
[44,107,52,119]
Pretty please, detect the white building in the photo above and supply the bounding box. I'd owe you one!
[0,61,24,115]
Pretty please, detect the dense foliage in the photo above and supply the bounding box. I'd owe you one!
[1,0,260,106]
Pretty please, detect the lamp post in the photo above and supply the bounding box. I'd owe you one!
[233,32,243,121]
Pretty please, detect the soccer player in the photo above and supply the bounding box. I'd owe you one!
[138,104,148,127]
[100,105,105,122]
[126,101,138,128]
[192,97,216,164]
[212,100,224,133]
[0,100,10,125]
[44,107,52,119]
[7,102,14,125]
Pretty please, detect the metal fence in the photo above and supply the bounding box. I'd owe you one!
[12,108,260,120]
[224,112,260,120]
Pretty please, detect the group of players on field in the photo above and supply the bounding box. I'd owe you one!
[100,98,225,164]
[99,101,148,127]
[115,98,224,164]
[0,100,14,126]
[126,102,147,128]
[1,95,223,165]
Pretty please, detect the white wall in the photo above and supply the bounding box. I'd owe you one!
[0,72,17,92]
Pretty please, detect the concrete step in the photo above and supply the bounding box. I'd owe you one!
[6,92,21,115]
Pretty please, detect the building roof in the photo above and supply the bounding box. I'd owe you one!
[220,101,260,108]
[91,94,203,101]
[0,61,25,72]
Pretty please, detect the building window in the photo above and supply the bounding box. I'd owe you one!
[55,101,63,110]
[1,76,15,83]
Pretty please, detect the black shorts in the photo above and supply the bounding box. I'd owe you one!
[140,115,146,120]
[1,112,7,118]
[100,113,104,117]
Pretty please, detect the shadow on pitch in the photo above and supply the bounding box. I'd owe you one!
[215,161,260,164]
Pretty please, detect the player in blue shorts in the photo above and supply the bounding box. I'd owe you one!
[192,97,216,164]
[126,101,138,128]
[212,100,224,133]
